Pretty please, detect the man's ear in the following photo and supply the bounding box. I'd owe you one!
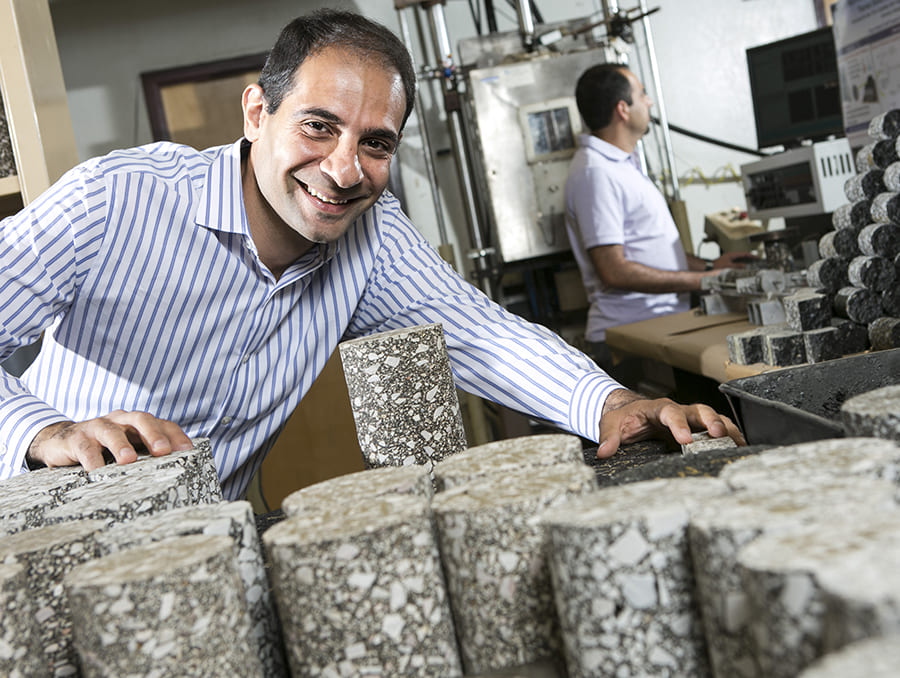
[615,98,630,122]
[242,84,265,142]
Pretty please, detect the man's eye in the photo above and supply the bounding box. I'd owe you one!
[363,139,395,156]
[304,121,330,135]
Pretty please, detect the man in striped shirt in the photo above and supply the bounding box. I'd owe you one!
[0,10,742,500]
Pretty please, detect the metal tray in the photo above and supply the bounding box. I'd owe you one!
[719,348,900,445]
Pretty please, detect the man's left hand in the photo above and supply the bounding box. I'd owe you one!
[596,388,745,458]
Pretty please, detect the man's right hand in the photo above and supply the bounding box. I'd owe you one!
[26,410,194,472]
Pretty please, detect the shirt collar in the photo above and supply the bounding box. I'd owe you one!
[195,139,249,237]
[577,133,640,166]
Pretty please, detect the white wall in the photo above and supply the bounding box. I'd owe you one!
[48,0,819,271]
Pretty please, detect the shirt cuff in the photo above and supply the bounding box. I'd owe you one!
[0,394,70,478]
[568,371,626,443]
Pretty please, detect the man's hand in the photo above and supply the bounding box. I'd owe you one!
[712,251,758,270]
[26,410,194,472]
[595,389,745,458]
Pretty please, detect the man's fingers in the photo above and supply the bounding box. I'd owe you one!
[107,410,193,457]
[28,411,193,472]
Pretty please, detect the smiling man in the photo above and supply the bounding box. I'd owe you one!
[0,10,742,500]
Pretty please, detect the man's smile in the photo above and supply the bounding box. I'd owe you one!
[298,180,351,205]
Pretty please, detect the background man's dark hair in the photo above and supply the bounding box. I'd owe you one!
[575,63,633,131]
[259,9,417,129]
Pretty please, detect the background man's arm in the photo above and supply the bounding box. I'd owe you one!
[589,245,751,292]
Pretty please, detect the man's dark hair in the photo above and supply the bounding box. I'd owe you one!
[258,9,417,129]
[575,63,633,131]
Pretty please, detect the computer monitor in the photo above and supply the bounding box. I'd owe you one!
[746,26,844,150]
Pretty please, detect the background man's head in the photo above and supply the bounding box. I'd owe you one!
[575,63,635,132]
[259,9,417,130]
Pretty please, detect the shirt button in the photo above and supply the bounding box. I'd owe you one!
[221,416,232,426]
[241,354,250,364]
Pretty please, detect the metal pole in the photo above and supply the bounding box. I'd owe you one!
[396,7,452,248]
[515,0,536,51]
[425,1,494,298]
[638,0,680,199]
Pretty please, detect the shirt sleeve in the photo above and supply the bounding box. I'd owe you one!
[0,164,104,478]
[346,200,624,442]
[569,165,627,249]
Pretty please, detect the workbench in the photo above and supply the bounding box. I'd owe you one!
[604,309,776,384]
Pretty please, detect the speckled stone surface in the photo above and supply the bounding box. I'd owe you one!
[688,479,898,678]
[797,634,900,678]
[433,433,584,491]
[0,466,88,534]
[831,317,870,354]
[844,169,885,201]
[847,255,896,291]
[816,531,900,653]
[831,201,869,230]
[806,257,849,293]
[763,329,807,366]
[281,464,433,518]
[870,191,900,225]
[858,222,900,257]
[65,534,263,678]
[783,289,832,332]
[718,438,900,491]
[833,285,882,324]
[431,464,597,674]
[0,561,42,678]
[867,316,900,350]
[681,431,739,456]
[736,511,900,678]
[339,324,467,469]
[817,229,860,259]
[0,519,107,677]
[264,494,462,677]
[727,328,766,365]
[803,326,841,363]
[0,97,15,178]
[542,477,728,678]
[881,287,900,316]
[86,438,222,504]
[40,466,194,527]
[841,386,900,442]
[886,161,900,191]
[95,501,286,678]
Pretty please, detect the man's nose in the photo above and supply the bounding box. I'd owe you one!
[320,139,364,188]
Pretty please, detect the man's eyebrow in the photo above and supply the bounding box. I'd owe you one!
[296,107,399,147]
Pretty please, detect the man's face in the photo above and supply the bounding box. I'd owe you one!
[243,47,406,247]
[623,69,653,137]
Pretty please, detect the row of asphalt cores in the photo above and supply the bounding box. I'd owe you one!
[1,385,899,677]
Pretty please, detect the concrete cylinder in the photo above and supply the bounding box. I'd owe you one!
[0,519,107,676]
[431,463,597,674]
[281,464,433,518]
[542,477,728,678]
[339,323,467,469]
[432,433,584,492]
[95,500,287,678]
[688,479,898,678]
[263,494,462,677]
[0,561,43,678]
[64,534,263,678]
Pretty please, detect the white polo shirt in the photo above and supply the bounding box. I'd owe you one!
[565,134,688,341]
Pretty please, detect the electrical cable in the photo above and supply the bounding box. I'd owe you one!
[467,0,482,35]
[484,0,498,33]
[651,116,766,157]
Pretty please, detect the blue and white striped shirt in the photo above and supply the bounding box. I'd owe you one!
[0,140,620,499]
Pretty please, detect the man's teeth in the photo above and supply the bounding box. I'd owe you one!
[307,186,348,205]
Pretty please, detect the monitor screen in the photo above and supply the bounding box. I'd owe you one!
[747,26,844,150]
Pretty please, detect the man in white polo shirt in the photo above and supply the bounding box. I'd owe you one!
[565,63,746,384]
